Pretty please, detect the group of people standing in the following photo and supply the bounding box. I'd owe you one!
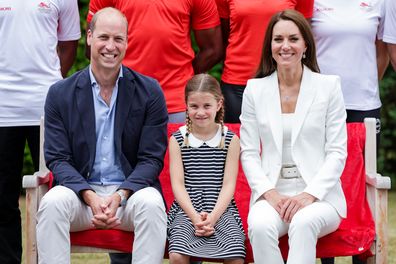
[0,0,395,264]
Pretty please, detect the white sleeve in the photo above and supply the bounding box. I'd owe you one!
[240,80,275,203]
[383,0,396,43]
[304,76,347,200]
[58,0,81,41]
[377,0,385,40]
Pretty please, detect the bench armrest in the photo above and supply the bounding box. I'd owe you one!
[364,118,391,190]
[22,170,50,189]
[366,172,391,190]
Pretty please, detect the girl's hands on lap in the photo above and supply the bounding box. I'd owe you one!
[194,211,215,237]
[191,212,203,227]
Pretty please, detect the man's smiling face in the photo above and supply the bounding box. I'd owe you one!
[87,11,128,73]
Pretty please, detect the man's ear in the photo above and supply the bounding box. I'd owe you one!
[87,29,92,46]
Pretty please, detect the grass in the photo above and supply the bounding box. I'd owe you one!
[20,192,396,264]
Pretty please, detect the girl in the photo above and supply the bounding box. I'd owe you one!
[167,74,245,264]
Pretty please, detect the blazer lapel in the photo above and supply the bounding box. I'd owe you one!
[114,67,135,152]
[292,66,316,146]
[265,72,283,156]
[76,68,96,161]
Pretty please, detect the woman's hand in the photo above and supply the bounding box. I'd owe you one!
[263,189,288,214]
[280,192,316,223]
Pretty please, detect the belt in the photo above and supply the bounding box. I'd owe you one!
[280,165,301,179]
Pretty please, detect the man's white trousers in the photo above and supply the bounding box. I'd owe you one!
[36,186,166,264]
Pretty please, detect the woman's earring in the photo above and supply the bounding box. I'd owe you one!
[303,52,306,59]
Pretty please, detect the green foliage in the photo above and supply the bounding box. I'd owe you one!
[379,67,396,187]
[22,144,34,176]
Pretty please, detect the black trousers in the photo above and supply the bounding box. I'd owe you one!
[109,254,132,264]
[321,108,381,264]
[346,108,381,147]
[221,81,246,123]
[0,126,39,264]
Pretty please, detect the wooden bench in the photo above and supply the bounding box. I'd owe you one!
[23,118,391,263]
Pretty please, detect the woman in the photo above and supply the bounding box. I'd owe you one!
[215,0,314,123]
[240,10,347,264]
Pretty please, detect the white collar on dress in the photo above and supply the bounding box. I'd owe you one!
[179,125,228,148]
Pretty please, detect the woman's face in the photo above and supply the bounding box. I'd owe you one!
[271,19,307,70]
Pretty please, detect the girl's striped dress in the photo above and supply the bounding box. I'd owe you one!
[167,125,245,259]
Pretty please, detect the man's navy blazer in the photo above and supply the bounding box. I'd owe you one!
[44,66,168,200]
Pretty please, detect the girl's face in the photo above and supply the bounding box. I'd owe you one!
[271,19,306,71]
[187,91,222,129]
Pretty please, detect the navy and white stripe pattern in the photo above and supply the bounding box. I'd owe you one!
[167,127,245,259]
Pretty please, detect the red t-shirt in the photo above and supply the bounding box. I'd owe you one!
[216,0,313,85]
[87,0,220,113]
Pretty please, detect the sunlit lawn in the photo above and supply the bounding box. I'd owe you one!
[20,192,396,264]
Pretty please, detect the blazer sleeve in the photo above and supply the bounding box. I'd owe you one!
[240,80,276,203]
[44,82,93,198]
[304,76,347,200]
[118,80,168,193]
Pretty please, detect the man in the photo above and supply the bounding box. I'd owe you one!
[384,0,396,70]
[36,7,168,264]
[0,1,80,263]
[86,0,222,123]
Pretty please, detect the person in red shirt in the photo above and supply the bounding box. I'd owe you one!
[215,0,314,123]
[87,0,222,124]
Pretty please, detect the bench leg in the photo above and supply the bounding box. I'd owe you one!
[25,188,38,264]
[366,188,388,264]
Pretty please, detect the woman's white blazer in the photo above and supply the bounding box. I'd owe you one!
[240,66,347,217]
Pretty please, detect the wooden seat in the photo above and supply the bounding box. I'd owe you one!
[23,118,391,263]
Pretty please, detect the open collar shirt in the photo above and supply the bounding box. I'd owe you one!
[88,65,125,186]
